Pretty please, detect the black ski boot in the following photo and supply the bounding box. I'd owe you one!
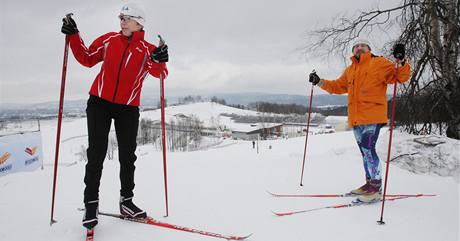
[82,200,99,229]
[119,196,147,219]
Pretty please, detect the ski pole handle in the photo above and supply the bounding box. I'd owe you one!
[158,34,165,47]
[308,69,321,86]
[64,13,73,24]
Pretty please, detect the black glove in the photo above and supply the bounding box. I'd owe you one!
[61,15,78,35]
[309,71,321,85]
[151,45,169,63]
[393,43,405,61]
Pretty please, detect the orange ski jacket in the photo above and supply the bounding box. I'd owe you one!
[320,52,411,127]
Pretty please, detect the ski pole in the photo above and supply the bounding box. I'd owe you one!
[158,35,169,217]
[50,13,72,226]
[300,70,315,186]
[377,61,400,225]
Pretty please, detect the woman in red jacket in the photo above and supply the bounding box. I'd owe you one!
[61,3,168,230]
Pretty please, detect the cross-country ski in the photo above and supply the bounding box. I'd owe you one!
[267,191,437,198]
[271,195,437,217]
[97,211,252,240]
[85,229,94,241]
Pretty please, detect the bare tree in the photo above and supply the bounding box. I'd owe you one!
[211,96,227,105]
[137,115,205,152]
[305,0,459,139]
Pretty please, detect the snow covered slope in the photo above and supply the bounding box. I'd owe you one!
[0,108,458,241]
[140,102,299,133]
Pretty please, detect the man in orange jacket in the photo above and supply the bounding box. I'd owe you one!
[61,3,168,229]
[309,39,411,203]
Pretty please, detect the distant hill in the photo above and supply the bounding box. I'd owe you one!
[213,92,347,106]
[0,93,347,120]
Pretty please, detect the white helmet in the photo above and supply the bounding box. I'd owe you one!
[120,2,146,26]
[352,39,371,51]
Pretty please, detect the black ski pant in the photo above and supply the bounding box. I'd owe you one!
[84,95,139,203]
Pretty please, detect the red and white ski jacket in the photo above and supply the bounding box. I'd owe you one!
[69,31,168,106]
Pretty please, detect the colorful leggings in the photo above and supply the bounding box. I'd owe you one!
[353,124,384,181]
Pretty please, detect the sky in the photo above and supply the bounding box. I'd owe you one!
[0,0,403,104]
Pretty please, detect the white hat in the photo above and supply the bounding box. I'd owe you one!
[352,39,371,51]
[120,2,146,26]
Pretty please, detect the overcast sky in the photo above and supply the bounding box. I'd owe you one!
[0,0,402,104]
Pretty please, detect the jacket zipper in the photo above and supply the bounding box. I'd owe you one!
[353,65,357,125]
[112,40,131,102]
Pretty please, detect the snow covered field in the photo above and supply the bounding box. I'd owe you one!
[0,103,458,241]
[141,102,261,129]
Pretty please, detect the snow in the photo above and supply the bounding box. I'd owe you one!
[324,115,348,124]
[380,131,460,180]
[0,103,459,241]
[0,120,41,136]
[140,102,261,130]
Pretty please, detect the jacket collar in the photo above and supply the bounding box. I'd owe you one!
[350,51,372,65]
[119,30,145,42]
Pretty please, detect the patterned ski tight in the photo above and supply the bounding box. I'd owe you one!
[352,124,384,181]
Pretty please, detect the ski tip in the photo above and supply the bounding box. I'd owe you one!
[270,210,280,216]
[266,190,276,197]
[270,210,289,217]
[232,233,253,240]
[241,233,253,240]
